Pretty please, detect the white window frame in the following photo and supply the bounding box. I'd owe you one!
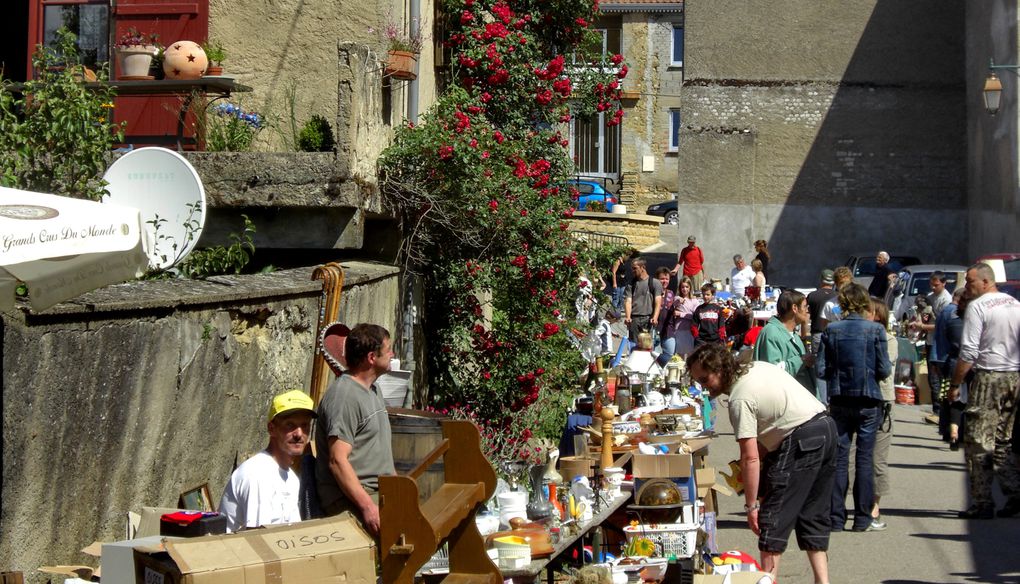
[670,25,684,68]
[668,109,681,152]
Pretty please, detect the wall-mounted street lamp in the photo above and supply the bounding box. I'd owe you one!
[984,60,1020,115]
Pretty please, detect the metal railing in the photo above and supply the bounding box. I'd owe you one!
[569,230,629,248]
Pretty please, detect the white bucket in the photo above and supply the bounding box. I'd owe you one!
[611,205,627,214]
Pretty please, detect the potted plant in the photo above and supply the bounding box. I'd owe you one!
[382,22,422,81]
[115,27,160,79]
[202,41,226,76]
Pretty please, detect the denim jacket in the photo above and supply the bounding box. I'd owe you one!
[818,314,891,400]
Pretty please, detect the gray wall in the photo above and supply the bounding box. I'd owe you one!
[1,262,400,577]
[682,0,968,285]
[966,0,1020,258]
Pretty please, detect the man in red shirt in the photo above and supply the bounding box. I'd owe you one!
[672,235,706,288]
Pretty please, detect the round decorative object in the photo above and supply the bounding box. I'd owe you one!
[163,40,208,79]
[636,478,682,507]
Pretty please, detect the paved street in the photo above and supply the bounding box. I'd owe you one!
[704,403,1020,583]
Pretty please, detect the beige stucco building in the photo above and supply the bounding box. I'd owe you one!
[209,0,438,156]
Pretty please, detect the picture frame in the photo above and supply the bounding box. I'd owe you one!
[178,483,213,512]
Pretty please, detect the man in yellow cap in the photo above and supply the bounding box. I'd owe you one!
[218,389,317,532]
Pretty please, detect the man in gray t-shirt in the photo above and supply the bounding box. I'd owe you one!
[624,257,662,343]
[315,324,396,535]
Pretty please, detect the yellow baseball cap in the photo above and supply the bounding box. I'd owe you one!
[267,390,317,422]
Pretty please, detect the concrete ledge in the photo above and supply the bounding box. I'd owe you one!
[12,261,400,319]
[567,212,663,250]
[181,152,385,213]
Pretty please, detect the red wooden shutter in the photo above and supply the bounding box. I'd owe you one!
[113,0,209,146]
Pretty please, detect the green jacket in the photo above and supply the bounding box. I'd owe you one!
[753,316,814,390]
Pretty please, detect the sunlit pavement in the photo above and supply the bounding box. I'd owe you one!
[704,402,1020,583]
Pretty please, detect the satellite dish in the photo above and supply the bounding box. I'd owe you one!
[102,147,206,270]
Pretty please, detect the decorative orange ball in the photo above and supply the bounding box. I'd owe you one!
[163,40,208,79]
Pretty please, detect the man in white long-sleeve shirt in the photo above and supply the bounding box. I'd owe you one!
[219,390,317,532]
[951,263,1020,520]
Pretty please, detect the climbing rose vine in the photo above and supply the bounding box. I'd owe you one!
[381,0,627,458]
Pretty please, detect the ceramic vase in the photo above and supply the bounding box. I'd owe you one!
[526,464,553,521]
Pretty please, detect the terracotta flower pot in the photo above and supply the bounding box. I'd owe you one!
[116,45,158,79]
[385,50,418,81]
[205,65,224,77]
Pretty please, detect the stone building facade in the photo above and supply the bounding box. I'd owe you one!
[680,0,968,285]
[582,1,684,210]
[966,0,1020,258]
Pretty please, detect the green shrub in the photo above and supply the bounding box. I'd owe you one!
[297,115,334,152]
[0,28,123,200]
[179,215,257,279]
[202,41,226,66]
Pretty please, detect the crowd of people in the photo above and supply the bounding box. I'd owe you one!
[617,244,1020,584]
[205,238,1020,584]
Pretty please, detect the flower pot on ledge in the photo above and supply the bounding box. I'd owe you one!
[385,50,418,81]
[116,46,158,80]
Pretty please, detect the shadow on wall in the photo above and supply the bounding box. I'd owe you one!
[767,0,968,285]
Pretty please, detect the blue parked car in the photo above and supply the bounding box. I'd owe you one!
[566,179,617,211]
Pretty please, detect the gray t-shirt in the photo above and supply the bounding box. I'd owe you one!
[315,375,395,510]
[728,362,825,452]
[625,276,663,317]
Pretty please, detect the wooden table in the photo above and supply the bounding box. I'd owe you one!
[501,493,632,584]
[419,493,632,584]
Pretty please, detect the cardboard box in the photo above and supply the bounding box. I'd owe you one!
[103,536,177,584]
[633,453,696,502]
[695,468,717,499]
[137,507,189,538]
[133,514,375,584]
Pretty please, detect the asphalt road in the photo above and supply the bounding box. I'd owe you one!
[703,403,1020,583]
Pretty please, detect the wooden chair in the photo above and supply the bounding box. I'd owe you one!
[380,420,500,584]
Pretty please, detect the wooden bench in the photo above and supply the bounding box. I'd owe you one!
[380,420,500,584]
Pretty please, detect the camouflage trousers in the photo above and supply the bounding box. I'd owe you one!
[964,370,1020,507]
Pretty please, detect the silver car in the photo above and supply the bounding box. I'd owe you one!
[885,264,967,322]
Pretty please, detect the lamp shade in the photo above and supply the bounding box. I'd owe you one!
[984,72,1003,115]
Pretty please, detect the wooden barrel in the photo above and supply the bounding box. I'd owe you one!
[388,408,448,502]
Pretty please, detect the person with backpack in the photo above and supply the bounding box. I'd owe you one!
[624,257,663,346]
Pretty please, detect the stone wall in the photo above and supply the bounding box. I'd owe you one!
[567,212,663,250]
[0,262,401,578]
[965,0,1020,258]
[682,0,968,286]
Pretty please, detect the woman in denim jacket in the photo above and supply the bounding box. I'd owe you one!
[818,283,892,532]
